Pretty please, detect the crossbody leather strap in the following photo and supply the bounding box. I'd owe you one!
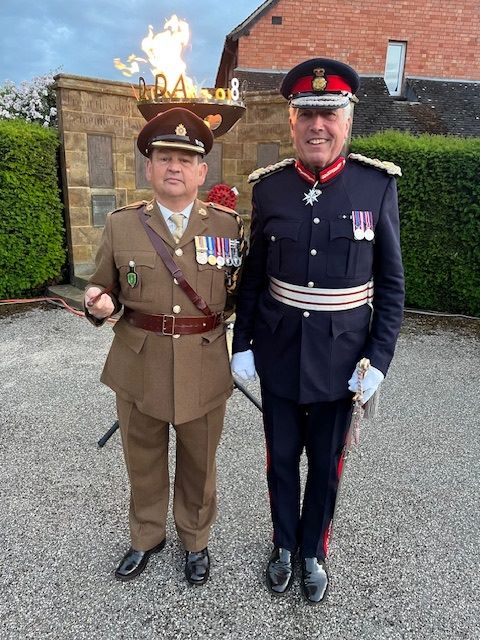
[138,207,213,316]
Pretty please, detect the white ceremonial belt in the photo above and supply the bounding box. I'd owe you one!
[269,277,374,311]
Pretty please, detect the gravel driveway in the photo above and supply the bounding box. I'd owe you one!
[0,305,478,640]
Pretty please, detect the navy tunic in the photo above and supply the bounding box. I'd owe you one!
[233,158,405,404]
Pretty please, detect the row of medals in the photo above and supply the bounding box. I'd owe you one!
[194,236,242,268]
[352,210,375,241]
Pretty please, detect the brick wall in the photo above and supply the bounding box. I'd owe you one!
[237,0,479,80]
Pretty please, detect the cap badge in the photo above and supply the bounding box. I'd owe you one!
[175,123,187,136]
[312,68,327,92]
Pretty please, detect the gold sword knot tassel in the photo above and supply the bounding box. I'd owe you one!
[351,357,370,446]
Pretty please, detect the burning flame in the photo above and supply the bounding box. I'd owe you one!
[114,15,196,96]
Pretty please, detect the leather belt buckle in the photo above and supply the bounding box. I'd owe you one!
[162,314,175,335]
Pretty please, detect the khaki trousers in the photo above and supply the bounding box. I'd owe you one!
[116,397,225,552]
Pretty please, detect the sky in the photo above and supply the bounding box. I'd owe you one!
[0,0,263,87]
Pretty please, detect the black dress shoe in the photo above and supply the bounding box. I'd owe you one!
[266,547,294,595]
[300,557,329,604]
[185,548,210,585]
[114,539,166,581]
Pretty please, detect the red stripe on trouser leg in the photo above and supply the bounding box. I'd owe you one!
[323,520,333,557]
[337,444,347,479]
[323,441,349,557]
[264,436,275,542]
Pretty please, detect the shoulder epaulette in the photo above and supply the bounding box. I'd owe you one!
[111,200,149,214]
[348,153,402,177]
[207,201,236,215]
[207,201,243,232]
[248,158,296,183]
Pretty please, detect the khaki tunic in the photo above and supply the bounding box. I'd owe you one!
[88,198,243,425]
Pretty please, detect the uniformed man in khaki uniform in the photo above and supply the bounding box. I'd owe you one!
[84,107,244,585]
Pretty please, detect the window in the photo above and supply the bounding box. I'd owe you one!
[384,41,406,96]
[272,16,282,25]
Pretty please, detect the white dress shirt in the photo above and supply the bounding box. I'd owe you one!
[158,202,194,236]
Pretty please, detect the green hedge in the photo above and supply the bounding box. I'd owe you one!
[350,131,480,317]
[0,119,66,298]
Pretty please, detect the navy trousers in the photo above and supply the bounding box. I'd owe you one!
[260,385,352,560]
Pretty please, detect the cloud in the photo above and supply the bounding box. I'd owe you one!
[0,0,261,85]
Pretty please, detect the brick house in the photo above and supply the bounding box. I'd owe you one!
[216,0,480,137]
[54,0,479,282]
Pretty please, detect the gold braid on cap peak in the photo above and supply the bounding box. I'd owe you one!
[348,153,402,177]
[248,158,296,183]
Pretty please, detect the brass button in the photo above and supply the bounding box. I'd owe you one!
[310,249,317,256]
[175,248,183,256]
[313,217,320,224]
[308,281,314,288]
[172,305,181,314]
[271,235,276,242]
[173,334,180,339]
[173,278,179,285]
[303,311,310,318]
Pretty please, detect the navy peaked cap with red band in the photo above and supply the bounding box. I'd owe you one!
[137,107,214,157]
[280,58,360,110]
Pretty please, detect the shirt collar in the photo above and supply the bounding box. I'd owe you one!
[157,201,194,224]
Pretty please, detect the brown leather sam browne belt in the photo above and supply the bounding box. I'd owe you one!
[124,308,223,335]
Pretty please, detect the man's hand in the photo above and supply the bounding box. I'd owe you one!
[84,287,115,319]
[348,364,384,402]
[231,349,256,381]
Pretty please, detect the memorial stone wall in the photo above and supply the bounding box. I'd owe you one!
[55,74,294,282]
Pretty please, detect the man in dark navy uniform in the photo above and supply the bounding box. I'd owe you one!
[231,58,404,604]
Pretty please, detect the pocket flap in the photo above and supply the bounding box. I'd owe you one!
[201,324,227,344]
[113,319,148,353]
[114,250,156,269]
[331,304,371,339]
[329,220,354,241]
[197,262,224,272]
[264,221,301,241]
[259,294,284,333]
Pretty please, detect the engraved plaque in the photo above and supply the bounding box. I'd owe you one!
[257,143,279,168]
[203,142,223,190]
[92,195,116,227]
[87,134,114,188]
[135,143,150,189]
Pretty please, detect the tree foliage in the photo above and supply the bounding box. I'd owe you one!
[0,119,66,298]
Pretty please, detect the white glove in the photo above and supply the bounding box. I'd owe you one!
[348,364,384,403]
[231,349,256,381]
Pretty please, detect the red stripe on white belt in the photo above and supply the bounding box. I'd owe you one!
[269,277,374,311]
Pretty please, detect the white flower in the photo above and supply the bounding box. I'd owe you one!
[0,73,57,127]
